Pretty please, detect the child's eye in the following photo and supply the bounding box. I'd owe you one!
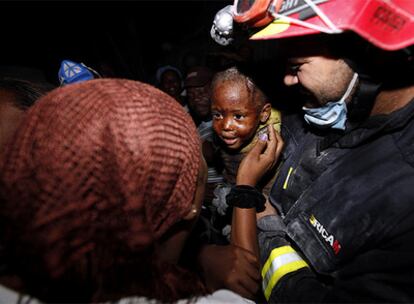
[212,112,222,119]
[234,114,245,120]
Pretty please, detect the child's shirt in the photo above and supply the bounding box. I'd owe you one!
[209,108,282,241]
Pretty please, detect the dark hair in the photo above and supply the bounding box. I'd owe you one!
[211,66,268,111]
[0,78,51,110]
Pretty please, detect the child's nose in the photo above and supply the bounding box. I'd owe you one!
[223,117,234,131]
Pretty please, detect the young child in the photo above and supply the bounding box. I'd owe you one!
[210,66,282,239]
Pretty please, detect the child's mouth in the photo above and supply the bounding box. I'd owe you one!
[222,137,238,146]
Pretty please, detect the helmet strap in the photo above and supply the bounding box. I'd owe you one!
[347,74,382,123]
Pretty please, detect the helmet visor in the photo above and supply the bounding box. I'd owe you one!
[233,0,281,26]
[235,0,256,14]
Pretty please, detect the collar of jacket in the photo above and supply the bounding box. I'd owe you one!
[320,97,414,150]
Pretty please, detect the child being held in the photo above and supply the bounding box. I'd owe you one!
[209,66,282,240]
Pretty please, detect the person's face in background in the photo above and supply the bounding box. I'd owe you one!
[155,155,207,264]
[282,39,354,108]
[0,89,25,153]
[186,83,211,120]
[211,80,264,150]
[160,70,182,99]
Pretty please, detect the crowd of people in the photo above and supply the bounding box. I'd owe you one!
[0,0,413,303]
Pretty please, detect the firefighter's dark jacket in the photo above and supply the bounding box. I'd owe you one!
[258,98,414,303]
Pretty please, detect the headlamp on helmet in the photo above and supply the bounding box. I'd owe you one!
[211,0,414,52]
[233,0,282,27]
[210,5,235,46]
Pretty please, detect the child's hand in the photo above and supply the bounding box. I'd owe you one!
[236,125,284,187]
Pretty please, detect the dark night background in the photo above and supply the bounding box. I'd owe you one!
[0,1,240,84]
[0,0,289,109]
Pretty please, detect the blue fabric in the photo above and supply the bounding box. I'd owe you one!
[58,60,94,86]
[302,73,358,131]
[303,99,348,130]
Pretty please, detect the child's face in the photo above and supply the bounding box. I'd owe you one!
[211,81,261,150]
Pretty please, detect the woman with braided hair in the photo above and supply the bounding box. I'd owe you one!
[0,79,251,303]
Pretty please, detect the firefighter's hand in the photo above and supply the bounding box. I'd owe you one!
[257,198,278,220]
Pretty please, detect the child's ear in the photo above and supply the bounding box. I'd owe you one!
[260,103,272,123]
